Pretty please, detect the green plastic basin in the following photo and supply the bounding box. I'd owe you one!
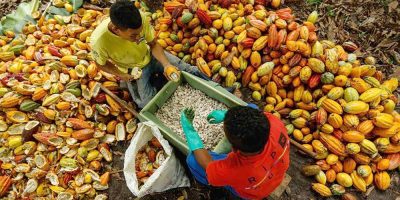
[138,71,246,155]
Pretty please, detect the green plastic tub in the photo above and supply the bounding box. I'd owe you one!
[138,71,247,155]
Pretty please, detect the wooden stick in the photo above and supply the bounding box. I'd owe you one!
[100,85,139,118]
[290,138,317,159]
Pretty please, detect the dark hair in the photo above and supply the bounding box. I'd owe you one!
[110,0,142,30]
[224,106,270,153]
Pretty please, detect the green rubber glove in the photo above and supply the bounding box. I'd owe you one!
[180,108,204,151]
[207,104,259,124]
[207,110,227,124]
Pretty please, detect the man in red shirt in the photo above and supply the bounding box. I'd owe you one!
[180,106,290,199]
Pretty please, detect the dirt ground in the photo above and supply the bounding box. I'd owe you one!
[1,0,399,199]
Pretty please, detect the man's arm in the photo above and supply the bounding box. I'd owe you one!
[148,41,171,68]
[97,60,133,81]
[193,149,213,169]
[181,108,213,170]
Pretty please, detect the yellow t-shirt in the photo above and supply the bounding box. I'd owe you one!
[89,12,155,73]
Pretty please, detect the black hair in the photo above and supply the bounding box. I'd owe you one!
[224,106,270,153]
[110,0,142,30]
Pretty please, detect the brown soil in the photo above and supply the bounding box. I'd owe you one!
[0,0,27,18]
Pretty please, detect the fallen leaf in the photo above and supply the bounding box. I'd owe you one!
[389,66,400,80]
[177,196,185,200]
[113,151,124,156]
[365,185,375,197]
[388,1,399,12]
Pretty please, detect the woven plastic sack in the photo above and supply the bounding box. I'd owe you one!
[124,121,190,197]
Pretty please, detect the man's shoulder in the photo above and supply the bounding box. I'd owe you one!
[90,18,111,47]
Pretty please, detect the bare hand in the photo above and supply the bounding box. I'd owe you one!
[118,74,135,82]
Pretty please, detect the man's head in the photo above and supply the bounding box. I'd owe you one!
[224,106,270,153]
[110,0,143,42]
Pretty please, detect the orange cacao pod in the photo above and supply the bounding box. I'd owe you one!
[343,158,357,174]
[268,24,278,48]
[374,171,390,191]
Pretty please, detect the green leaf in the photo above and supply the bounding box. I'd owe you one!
[47,6,71,16]
[69,0,84,11]
[0,0,40,34]
[30,0,40,15]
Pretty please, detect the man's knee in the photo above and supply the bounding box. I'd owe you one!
[186,153,197,167]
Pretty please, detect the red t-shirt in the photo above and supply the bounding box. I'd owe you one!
[206,113,290,199]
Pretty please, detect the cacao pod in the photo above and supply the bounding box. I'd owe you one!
[336,173,353,188]
[374,171,390,191]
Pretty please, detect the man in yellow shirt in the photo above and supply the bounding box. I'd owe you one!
[90,0,207,108]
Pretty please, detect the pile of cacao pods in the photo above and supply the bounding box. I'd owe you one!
[149,0,400,197]
[0,8,138,199]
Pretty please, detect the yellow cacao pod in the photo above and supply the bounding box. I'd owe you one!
[223,17,233,31]
[300,66,312,83]
[321,99,343,114]
[351,78,371,94]
[343,114,360,128]
[353,153,371,165]
[373,113,394,128]
[357,165,372,178]
[311,183,332,197]
[321,124,334,134]
[334,75,348,87]
[326,169,336,183]
[381,78,398,92]
[359,88,382,102]
[308,58,326,73]
[60,55,79,67]
[292,117,307,129]
[302,90,313,104]
[293,129,304,141]
[336,173,353,188]
[342,131,364,143]
[312,140,328,155]
[351,171,367,192]
[0,95,20,108]
[250,51,261,68]
[327,87,344,100]
[356,120,374,135]
[382,99,395,113]
[327,113,343,128]
[252,36,268,51]
[32,88,47,101]
[326,154,339,165]
[338,63,353,76]
[374,171,391,191]
[363,76,381,88]
[225,71,236,87]
[359,139,378,156]
[364,172,374,186]
[302,165,321,176]
[319,133,347,157]
[315,171,327,185]
[266,82,278,97]
[374,137,390,152]
[373,123,400,137]
[294,85,305,102]
[343,101,369,114]
[346,143,361,155]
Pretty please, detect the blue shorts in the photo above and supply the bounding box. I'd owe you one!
[186,151,240,198]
